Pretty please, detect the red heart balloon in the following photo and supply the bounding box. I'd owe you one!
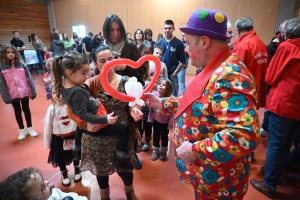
[100,55,161,102]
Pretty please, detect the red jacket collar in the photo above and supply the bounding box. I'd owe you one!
[232,30,257,48]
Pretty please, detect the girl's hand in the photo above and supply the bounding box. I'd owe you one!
[107,112,118,124]
[130,107,143,121]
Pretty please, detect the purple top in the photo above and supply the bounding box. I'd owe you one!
[148,91,174,129]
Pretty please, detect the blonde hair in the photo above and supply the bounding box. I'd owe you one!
[45,57,54,71]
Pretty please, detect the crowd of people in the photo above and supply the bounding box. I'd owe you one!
[0,7,299,200]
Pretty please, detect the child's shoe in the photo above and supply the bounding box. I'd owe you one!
[18,129,27,140]
[142,137,151,152]
[160,146,168,161]
[61,170,71,186]
[151,146,160,161]
[114,150,134,171]
[74,165,82,182]
[73,145,81,161]
[27,127,38,137]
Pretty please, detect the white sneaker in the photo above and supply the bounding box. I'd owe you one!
[27,127,38,137]
[18,129,27,140]
[260,128,268,137]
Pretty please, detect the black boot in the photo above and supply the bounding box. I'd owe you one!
[114,150,134,171]
[73,145,81,161]
[134,153,142,170]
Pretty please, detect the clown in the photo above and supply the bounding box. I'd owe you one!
[144,9,260,200]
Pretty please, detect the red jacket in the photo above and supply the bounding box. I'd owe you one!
[265,38,300,120]
[232,30,268,108]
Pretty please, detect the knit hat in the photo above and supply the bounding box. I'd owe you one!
[180,9,231,41]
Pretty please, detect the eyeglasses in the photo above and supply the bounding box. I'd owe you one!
[40,176,46,192]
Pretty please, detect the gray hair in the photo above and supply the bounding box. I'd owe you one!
[235,17,254,32]
[285,17,300,39]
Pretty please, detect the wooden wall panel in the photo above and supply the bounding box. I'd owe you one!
[127,0,151,37]
[0,0,50,49]
[293,0,300,17]
[87,5,107,35]
[105,0,128,31]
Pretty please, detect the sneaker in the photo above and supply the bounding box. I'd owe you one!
[18,129,27,140]
[61,170,71,186]
[74,166,82,182]
[260,128,268,137]
[27,127,38,137]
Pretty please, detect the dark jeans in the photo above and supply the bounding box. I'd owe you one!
[96,172,133,189]
[287,135,300,165]
[168,74,178,97]
[262,110,270,132]
[84,122,130,152]
[264,112,300,190]
[153,120,169,147]
[137,120,152,139]
[11,98,32,129]
[20,54,25,63]
[36,51,44,70]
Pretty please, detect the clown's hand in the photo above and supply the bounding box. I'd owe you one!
[176,141,197,163]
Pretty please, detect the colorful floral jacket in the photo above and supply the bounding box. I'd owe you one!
[161,47,260,198]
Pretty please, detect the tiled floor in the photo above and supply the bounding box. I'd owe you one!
[0,73,300,200]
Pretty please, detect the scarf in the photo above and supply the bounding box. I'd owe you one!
[105,39,125,57]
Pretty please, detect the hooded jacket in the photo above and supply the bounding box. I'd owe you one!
[266,38,300,120]
[50,39,65,56]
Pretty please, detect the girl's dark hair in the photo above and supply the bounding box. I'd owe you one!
[52,52,88,94]
[54,33,59,40]
[62,33,69,42]
[157,33,163,41]
[134,29,144,44]
[0,44,21,65]
[138,40,154,54]
[159,78,173,97]
[92,44,113,63]
[103,14,127,43]
[144,28,153,40]
[30,33,37,40]
[154,45,164,54]
[0,167,43,200]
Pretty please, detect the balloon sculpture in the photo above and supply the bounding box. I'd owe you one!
[100,55,161,106]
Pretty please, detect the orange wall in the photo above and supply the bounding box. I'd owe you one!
[293,0,300,17]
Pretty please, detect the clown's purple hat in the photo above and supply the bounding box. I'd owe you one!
[180,9,231,41]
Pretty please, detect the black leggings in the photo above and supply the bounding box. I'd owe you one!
[81,122,130,152]
[138,120,153,139]
[11,98,32,129]
[96,172,133,189]
[153,120,169,147]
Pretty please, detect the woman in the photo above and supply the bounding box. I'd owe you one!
[62,33,72,50]
[144,28,155,46]
[156,33,163,42]
[133,29,144,48]
[103,14,147,169]
[31,33,45,74]
[50,33,65,56]
[83,44,143,200]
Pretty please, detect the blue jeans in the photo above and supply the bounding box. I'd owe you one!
[177,67,186,95]
[36,51,44,70]
[262,110,270,131]
[168,74,178,97]
[287,135,300,165]
[264,112,300,190]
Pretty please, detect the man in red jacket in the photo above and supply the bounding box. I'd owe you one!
[250,17,300,199]
[232,17,268,109]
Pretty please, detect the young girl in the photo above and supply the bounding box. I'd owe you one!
[43,57,54,100]
[43,86,82,186]
[52,51,134,170]
[148,79,174,161]
[0,44,38,140]
[137,40,153,152]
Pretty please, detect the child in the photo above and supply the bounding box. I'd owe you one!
[149,46,168,89]
[43,86,81,186]
[43,57,54,100]
[148,79,174,161]
[0,167,88,200]
[52,51,134,170]
[0,44,38,140]
[137,40,153,152]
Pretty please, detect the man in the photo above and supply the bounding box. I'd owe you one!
[50,28,62,42]
[232,17,269,109]
[226,20,234,46]
[177,32,189,95]
[82,32,93,63]
[145,9,259,200]
[127,32,133,42]
[10,31,27,62]
[156,20,186,96]
[260,20,288,137]
[250,17,300,199]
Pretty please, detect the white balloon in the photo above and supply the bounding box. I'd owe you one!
[125,77,145,106]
